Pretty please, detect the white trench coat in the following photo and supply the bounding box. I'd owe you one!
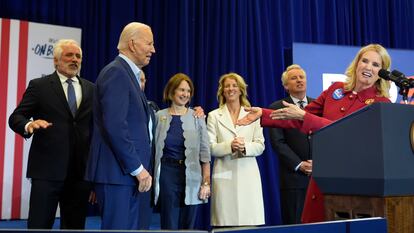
[207,105,265,226]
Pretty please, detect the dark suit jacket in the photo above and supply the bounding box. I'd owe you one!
[269,96,314,189]
[85,56,151,186]
[147,100,159,174]
[8,72,94,181]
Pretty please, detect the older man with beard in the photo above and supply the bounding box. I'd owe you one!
[9,39,94,229]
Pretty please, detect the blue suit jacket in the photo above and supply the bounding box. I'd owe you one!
[86,56,151,185]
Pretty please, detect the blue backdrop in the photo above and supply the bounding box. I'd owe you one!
[1,0,414,229]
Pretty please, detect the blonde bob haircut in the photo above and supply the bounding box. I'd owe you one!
[163,73,194,107]
[217,72,251,107]
[344,44,391,98]
[281,64,306,86]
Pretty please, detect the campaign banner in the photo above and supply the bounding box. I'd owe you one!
[0,18,81,220]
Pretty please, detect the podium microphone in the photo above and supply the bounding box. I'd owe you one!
[378,69,413,88]
[378,69,414,104]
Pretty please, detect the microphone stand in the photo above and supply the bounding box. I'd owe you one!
[398,80,414,104]
[399,85,410,104]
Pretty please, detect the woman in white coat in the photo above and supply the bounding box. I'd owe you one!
[207,72,265,227]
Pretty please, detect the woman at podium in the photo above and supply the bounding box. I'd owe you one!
[237,43,392,223]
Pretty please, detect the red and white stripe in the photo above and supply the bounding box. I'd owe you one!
[1,18,30,220]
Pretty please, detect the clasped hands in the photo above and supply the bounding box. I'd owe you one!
[231,136,245,153]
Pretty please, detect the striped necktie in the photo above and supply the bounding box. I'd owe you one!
[297,100,305,109]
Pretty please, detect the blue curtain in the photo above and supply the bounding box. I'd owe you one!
[2,0,414,229]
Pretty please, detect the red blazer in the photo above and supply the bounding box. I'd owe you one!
[261,82,391,223]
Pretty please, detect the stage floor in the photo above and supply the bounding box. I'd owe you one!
[0,214,161,230]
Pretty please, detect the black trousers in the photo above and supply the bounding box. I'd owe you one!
[27,179,90,229]
[280,188,306,224]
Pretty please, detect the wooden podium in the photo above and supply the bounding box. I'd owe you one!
[312,103,414,233]
[325,195,414,233]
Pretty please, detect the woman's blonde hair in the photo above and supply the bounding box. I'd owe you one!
[344,44,391,97]
[217,72,251,107]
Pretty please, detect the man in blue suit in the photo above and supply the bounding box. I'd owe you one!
[85,22,155,230]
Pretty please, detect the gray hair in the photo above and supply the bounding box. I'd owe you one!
[281,64,306,86]
[53,39,82,59]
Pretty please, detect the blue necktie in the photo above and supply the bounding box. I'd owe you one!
[66,78,77,116]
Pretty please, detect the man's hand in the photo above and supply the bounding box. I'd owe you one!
[136,168,152,192]
[299,160,312,176]
[88,191,98,204]
[27,119,53,134]
[193,106,205,118]
[236,107,262,126]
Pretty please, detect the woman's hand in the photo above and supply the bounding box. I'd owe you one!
[236,107,262,125]
[231,137,245,153]
[270,101,306,120]
[198,183,211,201]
